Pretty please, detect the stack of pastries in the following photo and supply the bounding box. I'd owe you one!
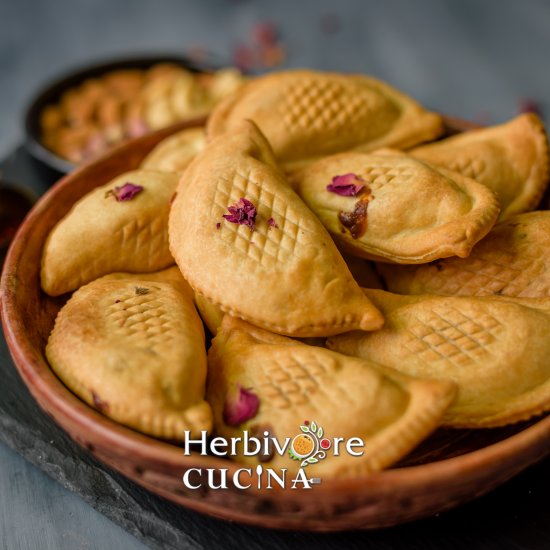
[42,69,550,477]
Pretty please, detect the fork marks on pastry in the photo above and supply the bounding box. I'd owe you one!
[360,164,415,187]
[106,289,178,350]
[74,214,170,289]
[212,168,310,266]
[402,305,503,367]
[280,78,396,138]
[416,244,549,297]
[255,348,349,411]
[448,156,487,181]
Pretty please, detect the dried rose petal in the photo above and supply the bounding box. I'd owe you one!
[327,173,365,196]
[267,217,278,228]
[216,222,221,230]
[223,197,257,230]
[108,182,143,202]
[232,43,255,71]
[253,21,278,46]
[518,98,544,118]
[223,384,259,426]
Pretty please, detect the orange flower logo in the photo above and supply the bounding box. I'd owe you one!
[288,420,332,468]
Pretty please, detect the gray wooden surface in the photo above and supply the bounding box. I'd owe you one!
[1,0,549,549]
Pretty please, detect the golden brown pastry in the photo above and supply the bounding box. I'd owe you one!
[194,293,224,335]
[41,170,178,296]
[293,150,500,263]
[327,289,550,428]
[169,120,384,336]
[207,317,456,476]
[411,114,550,220]
[46,267,212,439]
[379,211,550,297]
[207,70,443,169]
[142,68,246,130]
[141,127,206,173]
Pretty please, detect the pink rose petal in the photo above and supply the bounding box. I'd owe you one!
[222,197,257,230]
[326,173,365,196]
[109,182,143,202]
[223,385,260,426]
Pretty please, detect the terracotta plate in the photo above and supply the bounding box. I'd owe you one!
[2,117,549,531]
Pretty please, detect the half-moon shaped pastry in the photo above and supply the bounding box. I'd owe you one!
[46,268,212,439]
[379,211,550,297]
[207,317,456,477]
[141,127,205,173]
[410,113,550,220]
[293,151,500,263]
[41,170,178,296]
[207,70,443,169]
[169,120,384,336]
[327,289,550,428]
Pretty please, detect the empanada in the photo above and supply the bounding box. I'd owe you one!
[41,170,178,296]
[46,267,212,439]
[207,317,456,477]
[207,70,443,169]
[293,151,500,263]
[141,127,205,173]
[169,120,384,336]
[327,289,550,428]
[379,211,550,297]
[411,113,550,220]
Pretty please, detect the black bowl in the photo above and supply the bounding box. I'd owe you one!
[24,53,222,177]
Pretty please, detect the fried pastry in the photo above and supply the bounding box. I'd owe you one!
[379,211,550,297]
[207,70,443,169]
[411,114,550,220]
[206,317,456,476]
[41,170,178,296]
[195,293,224,335]
[46,267,212,439]
[141,127,205,173]
[169,120,383,336]
[293,151,500,263]
[327,289,550,428]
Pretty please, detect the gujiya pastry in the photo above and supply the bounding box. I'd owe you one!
[43,69,550,479]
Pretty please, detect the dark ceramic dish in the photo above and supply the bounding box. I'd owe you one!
[24,53,220,176]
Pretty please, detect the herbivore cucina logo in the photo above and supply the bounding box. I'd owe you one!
[182,420,365,490]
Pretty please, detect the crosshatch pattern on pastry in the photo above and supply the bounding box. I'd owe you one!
[280,78,397,137]
[357,163,415,187]
[211,168,311,266]
[62,214,170,291]
[381,212,550,297]
[447,156,487,182]
[402,306,503,367]
[106,287,177,351]
[117,215,169,266]
[416,249,547,296]
[254,348,337,411]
